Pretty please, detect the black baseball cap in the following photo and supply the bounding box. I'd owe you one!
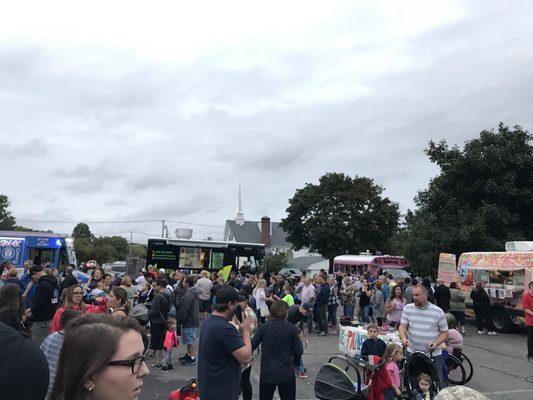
[214,286,240,304]
[29,266,44,276]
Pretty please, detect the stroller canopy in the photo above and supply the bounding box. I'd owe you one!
[404,351,438,391]
[314,363,357,400]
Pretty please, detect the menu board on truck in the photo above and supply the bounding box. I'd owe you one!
[438,253,457,286]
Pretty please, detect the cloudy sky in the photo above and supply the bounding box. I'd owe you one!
[1,1,532,242]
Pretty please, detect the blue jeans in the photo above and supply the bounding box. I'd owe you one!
[360,305,370,323]
[343,304,355,319]
[305,304,314,333]
[317,304,328,334]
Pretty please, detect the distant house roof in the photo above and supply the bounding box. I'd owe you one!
[224,220,290,248]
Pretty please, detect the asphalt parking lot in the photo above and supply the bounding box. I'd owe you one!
[140,320,533,400]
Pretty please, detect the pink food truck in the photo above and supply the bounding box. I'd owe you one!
[333,255,410,281]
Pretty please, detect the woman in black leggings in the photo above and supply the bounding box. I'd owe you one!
[252,300,303,400]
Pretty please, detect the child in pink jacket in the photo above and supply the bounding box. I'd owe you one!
[162,317,179,371]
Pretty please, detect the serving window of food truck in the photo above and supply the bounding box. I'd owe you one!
[457,251,533,330]
[333,255,409,278]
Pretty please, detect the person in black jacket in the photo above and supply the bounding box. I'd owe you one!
[315,276,330,336]
[252,300,303,400]
[0,322,49,400]
[434,279,451,312]
[149,277,171,367]
[470,280,496,335]
[29,266,59,344]
[177,275,200,366]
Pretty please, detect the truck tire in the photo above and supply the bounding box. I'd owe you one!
[491,307,512,332]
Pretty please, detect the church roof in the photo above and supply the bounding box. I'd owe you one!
[224,220,291,248]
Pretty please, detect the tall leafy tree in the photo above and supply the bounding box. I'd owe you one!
[0,195,16,230]
[281,173,400,265]
[72,223,94,240]
[402,123,533,275]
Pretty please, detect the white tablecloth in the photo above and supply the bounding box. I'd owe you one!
[339,325,402,358]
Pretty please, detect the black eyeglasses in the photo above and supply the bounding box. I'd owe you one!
[107,351,147,374]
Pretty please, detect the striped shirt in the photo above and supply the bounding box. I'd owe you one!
[40,331,64,399]
[400,302,448,355]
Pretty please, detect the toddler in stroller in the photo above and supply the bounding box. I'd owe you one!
[403,352,439,400]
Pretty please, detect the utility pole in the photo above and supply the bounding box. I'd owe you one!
[129,232,133,256]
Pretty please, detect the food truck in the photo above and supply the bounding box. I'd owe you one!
[333,254,410,280]
[456,241,533,332]
[0,230,76,269]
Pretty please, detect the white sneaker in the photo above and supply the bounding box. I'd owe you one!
[461,328,466,334]
[477,330,484,335]
[488,331,497,335]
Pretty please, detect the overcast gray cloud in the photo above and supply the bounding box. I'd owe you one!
[1,0,532,243]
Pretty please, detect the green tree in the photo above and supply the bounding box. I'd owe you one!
[281,173,400,266]
[72,223,93,240]
[93,242,118,264]
[129,244,148,259]
[264,249,292,273]
[0,195,16,230]
[401,123,533,275]
[72,223,95,263]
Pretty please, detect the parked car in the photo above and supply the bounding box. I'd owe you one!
[103,261,127,277]
[279,268,303,277]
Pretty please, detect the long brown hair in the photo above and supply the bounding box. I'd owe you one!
[111,286,130,314]
[50,313,143,400]
[0,284,24,320]
[388,285,404,301]
[62,285,87,312]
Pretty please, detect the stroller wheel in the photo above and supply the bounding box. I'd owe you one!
[446,354,466,385]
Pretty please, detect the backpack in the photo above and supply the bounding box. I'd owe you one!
[171,283,186,318]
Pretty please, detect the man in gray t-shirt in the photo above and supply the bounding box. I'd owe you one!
[399,285,448,388]
[195,270,214,317]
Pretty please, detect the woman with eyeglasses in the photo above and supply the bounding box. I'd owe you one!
[51,313,149,400]
[50,285,106,333]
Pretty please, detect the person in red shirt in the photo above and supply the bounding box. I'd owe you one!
[522,281,533,362]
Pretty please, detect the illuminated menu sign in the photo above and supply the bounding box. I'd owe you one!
[148,241,180,269]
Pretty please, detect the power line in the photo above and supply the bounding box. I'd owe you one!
[17,219,160,224]
[17,218,224,228]
[166,220,224,228]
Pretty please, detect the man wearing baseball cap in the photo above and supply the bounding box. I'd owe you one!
[198,286,252,400]
[28,266,59,345]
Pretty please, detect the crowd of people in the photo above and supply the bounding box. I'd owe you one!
[0,258,532,400]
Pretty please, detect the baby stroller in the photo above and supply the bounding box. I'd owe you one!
[314,356,364,400]
[130,303,149,326]
[403,351,439,399]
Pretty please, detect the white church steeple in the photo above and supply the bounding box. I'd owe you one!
[235,182,245,226]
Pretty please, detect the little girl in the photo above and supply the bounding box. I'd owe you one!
[162,317,179,371]
[384,344,403,400]
[367,343,402,400]
[414,373,434,400]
